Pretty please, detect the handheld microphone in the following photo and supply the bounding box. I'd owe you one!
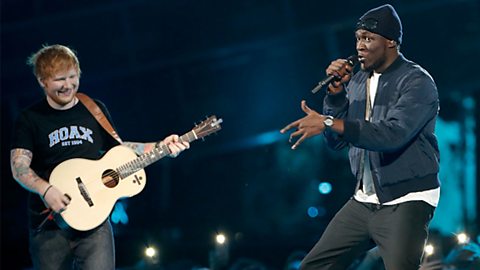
[311,55,359,94]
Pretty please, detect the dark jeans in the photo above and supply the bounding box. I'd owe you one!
[300,198,435,270]
[29,220,115,270]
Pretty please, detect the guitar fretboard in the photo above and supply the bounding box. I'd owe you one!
[116,131,197,179]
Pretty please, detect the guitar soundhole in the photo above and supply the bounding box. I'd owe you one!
[102,169,119,188]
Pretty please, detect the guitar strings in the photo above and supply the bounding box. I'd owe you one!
[70,132,197,187]
[75,143,169,187]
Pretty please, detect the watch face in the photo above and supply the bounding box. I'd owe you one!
[324,117,334,127]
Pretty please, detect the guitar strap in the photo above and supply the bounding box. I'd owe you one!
[76,92,123,144]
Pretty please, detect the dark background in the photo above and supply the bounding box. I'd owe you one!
[1,0,479,269]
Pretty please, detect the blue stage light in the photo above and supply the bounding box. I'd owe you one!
[318,182,332,194]
[307,207,319,218]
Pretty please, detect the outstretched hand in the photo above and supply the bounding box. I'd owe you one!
[280,100,326,149]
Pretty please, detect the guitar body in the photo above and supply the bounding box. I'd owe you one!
[48,115,222,231]
[50,145,147,231]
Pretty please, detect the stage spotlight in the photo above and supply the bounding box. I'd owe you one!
[145,246,157,258]
[318,182,332,194]
[143,245,160,265]
[210,232,229,269]
[307,207,319,218]
[111,201,129,225]
[307,206,326,218]
[424,244,434,256]
[456,232,469,244]
[216,233,226,245]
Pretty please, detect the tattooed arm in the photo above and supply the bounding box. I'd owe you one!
[123,134,190,157]
[10,148,49,195]
[10,148,70,213]
[122,142,156,156]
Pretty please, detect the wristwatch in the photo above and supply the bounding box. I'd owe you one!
[323,115,334,129]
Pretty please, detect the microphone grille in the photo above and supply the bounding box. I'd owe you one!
[347,55,359,66]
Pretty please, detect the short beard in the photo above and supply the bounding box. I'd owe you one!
[363,57,386,73]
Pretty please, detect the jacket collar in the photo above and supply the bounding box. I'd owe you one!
[358,52,406,78]
[379,52,406,75]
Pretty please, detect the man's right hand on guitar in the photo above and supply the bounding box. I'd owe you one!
[43,185,70,213]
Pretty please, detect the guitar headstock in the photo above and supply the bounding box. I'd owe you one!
[193,115,223,139]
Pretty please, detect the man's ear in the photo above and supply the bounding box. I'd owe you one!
[37,78,45,88]
[388,40,397,48]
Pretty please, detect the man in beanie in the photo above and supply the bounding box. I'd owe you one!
[281,4,439,269]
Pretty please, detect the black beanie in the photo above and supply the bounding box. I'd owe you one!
[356,4,403,44]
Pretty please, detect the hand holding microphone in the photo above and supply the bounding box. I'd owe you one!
[311,55,359,94]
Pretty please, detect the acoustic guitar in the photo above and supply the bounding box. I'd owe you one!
[50,116,222,231]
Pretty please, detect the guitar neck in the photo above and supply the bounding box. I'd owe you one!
[117,130,197,179]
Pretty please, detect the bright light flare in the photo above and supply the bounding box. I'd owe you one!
[318,182,332,194]
[145,246,157,258]
[456,232,469,244]
[216,233,226,245]
[424,244,434,256]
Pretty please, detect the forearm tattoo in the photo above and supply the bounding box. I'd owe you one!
[10,149,43,193]
[123,142,155,155]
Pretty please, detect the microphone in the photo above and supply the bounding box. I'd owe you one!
[311,55,359,94]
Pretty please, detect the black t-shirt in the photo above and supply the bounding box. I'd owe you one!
[11,97,119,230]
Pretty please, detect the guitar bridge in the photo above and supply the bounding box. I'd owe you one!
[76,177,94,207]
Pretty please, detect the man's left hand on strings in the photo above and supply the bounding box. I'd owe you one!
[162,134,190,158]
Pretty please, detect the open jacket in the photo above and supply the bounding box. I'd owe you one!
[323,54,440,203]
